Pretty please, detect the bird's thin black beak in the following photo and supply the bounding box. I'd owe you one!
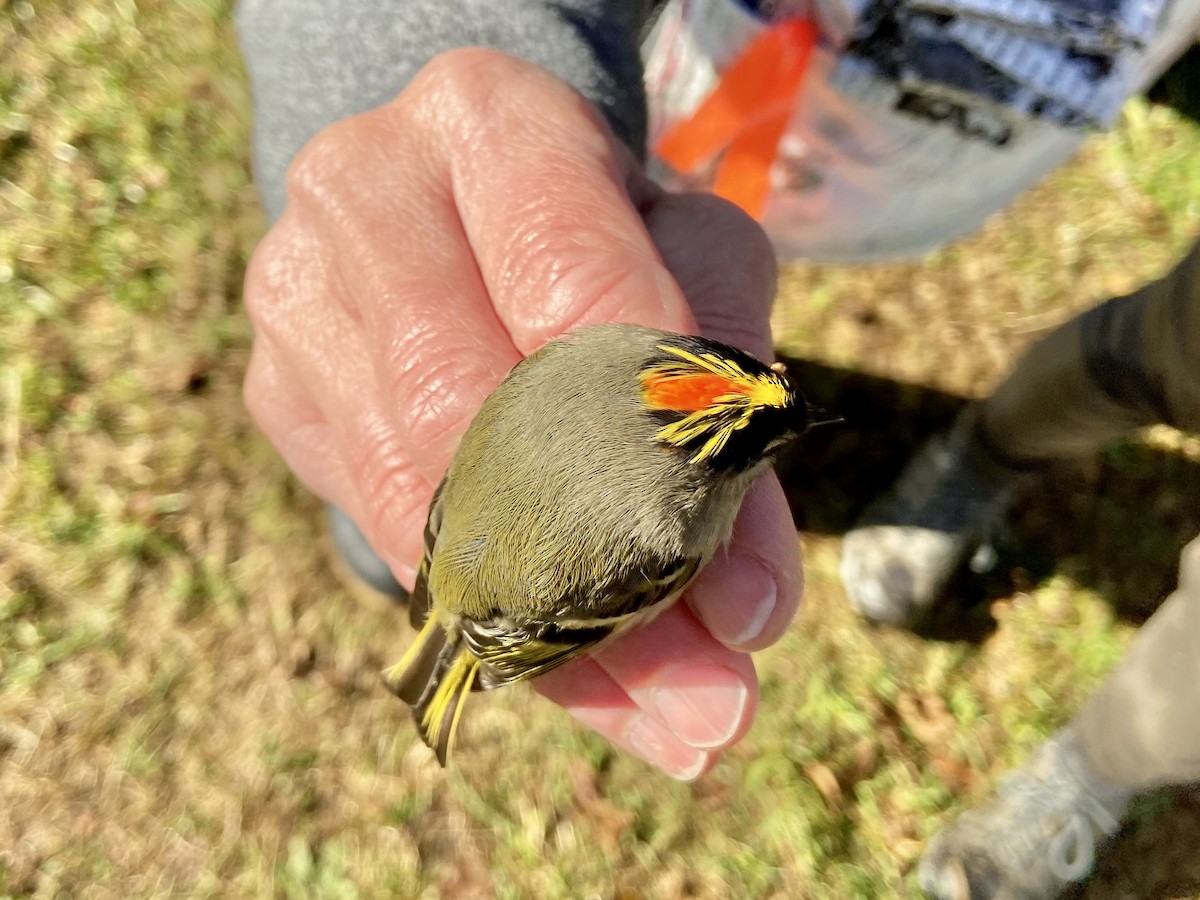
[805,404,843,429]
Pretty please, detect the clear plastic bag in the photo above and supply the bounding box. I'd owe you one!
[641,0,1199,262]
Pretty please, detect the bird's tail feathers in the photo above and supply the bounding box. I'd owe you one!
[382,616,479,766]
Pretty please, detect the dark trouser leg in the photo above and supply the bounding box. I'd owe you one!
[842,238,1200,626]
[977,242,1200,786]
[972,238,1200,467]
[911,242,1200,897]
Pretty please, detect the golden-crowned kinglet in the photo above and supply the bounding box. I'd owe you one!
[383,323,833,764]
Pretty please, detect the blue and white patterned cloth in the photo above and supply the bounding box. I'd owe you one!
[743,0,1173,134]
[827,0,1173,135]
[645,0,1196,259]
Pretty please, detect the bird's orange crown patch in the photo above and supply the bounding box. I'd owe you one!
[639,343,792,463]
[642,370,749,412]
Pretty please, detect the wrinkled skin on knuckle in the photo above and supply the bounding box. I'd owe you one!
[406,48,531,151]
[284,114,367,214]
[506,242,661,344]
[284,101,439,249]
[350,412,428,563]
[277,49,546,243]
[242,346,351,506]
[381,327,488,454]
[242,222,332,346]
[414,47,613,184]
[490,191,661,342]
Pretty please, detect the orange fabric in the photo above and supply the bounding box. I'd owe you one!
[712,106,791,220]
[654,18,817,219]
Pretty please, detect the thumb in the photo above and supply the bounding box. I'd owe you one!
[642,193,802,651]
[642,191,778,359]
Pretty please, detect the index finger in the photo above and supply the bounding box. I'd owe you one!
[430,49,699,348]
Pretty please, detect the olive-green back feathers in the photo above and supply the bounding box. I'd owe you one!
[381,324,816,765]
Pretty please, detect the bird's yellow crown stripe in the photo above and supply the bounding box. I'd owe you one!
[652,344,790,410]
[643,344,790,463]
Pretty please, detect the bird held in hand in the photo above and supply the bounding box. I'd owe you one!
[383,323,833,765]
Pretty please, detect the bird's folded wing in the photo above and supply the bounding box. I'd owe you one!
[464,555,703,690]
[408,479,447,631]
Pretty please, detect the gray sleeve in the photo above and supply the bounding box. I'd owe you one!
[236,0,654,222]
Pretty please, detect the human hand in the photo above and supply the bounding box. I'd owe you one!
[242,49,802,779]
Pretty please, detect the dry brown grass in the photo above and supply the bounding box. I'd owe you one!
[2,2,1199,897]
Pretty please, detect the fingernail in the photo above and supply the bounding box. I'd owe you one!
[650,665,748,750]
[689,554,777,648]
[624,714,709,781]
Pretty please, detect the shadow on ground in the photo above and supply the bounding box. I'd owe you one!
[774,355,1200,897]
[1148,42,1200,126]
[1082,784,1200,899]
[774,355,1200,637]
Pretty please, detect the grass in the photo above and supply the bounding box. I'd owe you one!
[2,2,1199,897]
